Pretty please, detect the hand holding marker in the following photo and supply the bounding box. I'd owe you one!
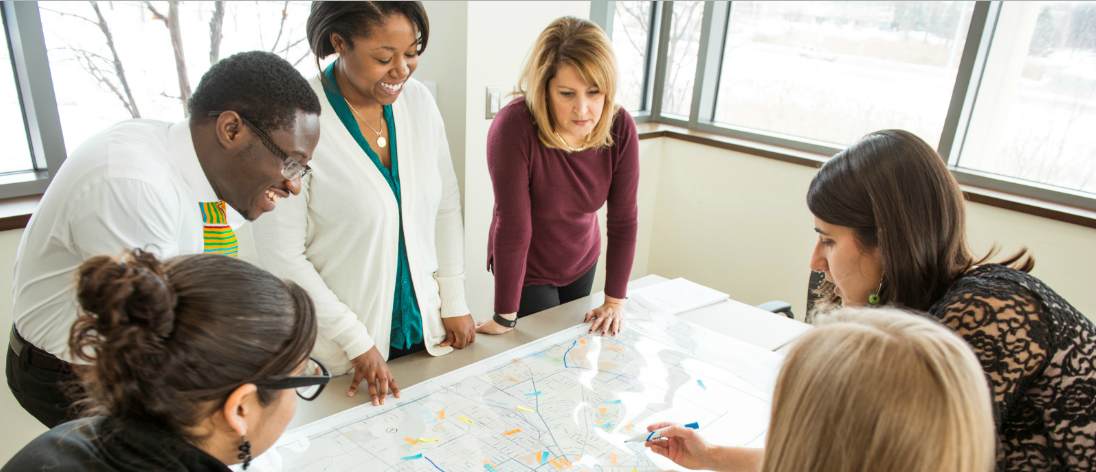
[626,422,699,442]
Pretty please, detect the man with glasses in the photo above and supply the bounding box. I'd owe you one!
[8,51,322,427]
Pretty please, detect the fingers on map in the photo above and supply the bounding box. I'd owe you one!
[257,321,777,472]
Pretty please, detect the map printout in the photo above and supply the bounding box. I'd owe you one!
[250,309,783,472]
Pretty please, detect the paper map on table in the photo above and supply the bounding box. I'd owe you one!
[249,313,782,472]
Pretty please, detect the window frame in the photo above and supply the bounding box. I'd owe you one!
[1,1,66,199]
[593,1,1096,212]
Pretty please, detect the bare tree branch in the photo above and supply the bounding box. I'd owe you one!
[270,1,289,53]
[89,1,140,118]
[146,1,191,115]
[275,37,306,55]
[209,1,225,65]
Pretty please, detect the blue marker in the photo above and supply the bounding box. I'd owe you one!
[625,422,699,442]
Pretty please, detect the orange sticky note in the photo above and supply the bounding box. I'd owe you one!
[439,410,445,420]
[611,453,618,465]
[549,459,565,470]
[559,457,573,468]
[625,424,634,431]
[595,419,602,424]
[404,437,418,445]
[598,408,607,414]
[574,456,582,462]
[579,338,586,345]
[608,346,623,351]
[503,429,521,436]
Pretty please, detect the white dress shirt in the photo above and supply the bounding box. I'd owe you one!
[12,119,241,361]
[252,77,469,375]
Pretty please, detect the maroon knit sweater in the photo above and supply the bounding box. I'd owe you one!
[487,97,639,314]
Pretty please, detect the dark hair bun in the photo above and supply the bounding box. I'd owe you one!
[75,249,177,352]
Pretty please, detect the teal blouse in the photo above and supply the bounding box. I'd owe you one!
[322,64,423,351]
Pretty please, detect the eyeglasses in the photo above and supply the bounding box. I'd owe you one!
[207,111,311,180]
[259,357,331,401]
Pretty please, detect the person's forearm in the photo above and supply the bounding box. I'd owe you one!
[704,446,763,472]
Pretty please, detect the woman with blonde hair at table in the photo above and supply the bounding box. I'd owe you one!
[646,307,995,472]
[477,16,640,338]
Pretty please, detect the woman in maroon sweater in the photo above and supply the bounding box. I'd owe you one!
[476,17,639,337]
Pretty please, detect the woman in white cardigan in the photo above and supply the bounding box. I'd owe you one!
[253,2,474,407]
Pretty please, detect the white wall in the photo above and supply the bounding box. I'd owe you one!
[642,138,1096,320]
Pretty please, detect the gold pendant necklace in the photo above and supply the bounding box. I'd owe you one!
[555,131,586,152]
[344,98,387,148]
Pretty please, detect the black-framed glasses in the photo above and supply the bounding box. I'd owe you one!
[207,111,311,180]
[259,357,331,401]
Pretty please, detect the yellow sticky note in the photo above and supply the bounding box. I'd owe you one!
[517,406,535,412]
[459,415,474,424]
[418,438,439,443]
[503,429,521,436]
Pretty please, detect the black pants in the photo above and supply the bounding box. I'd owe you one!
[517,263,597,318]
[7,329,80,428]
[388,340,426,360]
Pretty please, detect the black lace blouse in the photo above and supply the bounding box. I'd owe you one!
[928,264,1096,471]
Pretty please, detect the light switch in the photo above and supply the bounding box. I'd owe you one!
[486,86,501,119]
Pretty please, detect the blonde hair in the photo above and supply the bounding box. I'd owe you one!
[517,16,618,151]
[763,308,996,472]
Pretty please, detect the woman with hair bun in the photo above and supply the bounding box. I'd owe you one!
[3,249,326,472]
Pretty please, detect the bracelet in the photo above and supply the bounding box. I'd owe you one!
[493,313,518,328]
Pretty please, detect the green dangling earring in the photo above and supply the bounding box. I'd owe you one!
[868,278,883,305]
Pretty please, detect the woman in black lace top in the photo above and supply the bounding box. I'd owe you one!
[806,129,1095,471]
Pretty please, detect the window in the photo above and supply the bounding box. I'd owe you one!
[661,1,704,117]
[39,2,314,157]
[1,10,34,174]
[595,0,1096,210]
[957,1,1096,195]
[715,1,974,148]
[613,1,655,112]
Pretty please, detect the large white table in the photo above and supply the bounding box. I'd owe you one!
[289,274,811,429]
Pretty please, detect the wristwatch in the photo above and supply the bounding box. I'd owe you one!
[492,313,518,328]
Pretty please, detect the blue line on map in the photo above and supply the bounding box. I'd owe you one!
[424,456,445,471]
[401,453,423,460]
[524,391,542,396]
[563,340,577,368]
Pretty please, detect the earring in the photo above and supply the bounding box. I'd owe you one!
[238,436,253,470]
[868,278,883,305]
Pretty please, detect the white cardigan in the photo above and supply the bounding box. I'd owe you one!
[252,76,469,375]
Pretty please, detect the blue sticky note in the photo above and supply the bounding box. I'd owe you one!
[540,451,548,464]
[697,379,707,390]
[604,399,621,404]
[600,423,613,429]
[524,391,542,396]
[484,464,500,472]
[401,454,422,460]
